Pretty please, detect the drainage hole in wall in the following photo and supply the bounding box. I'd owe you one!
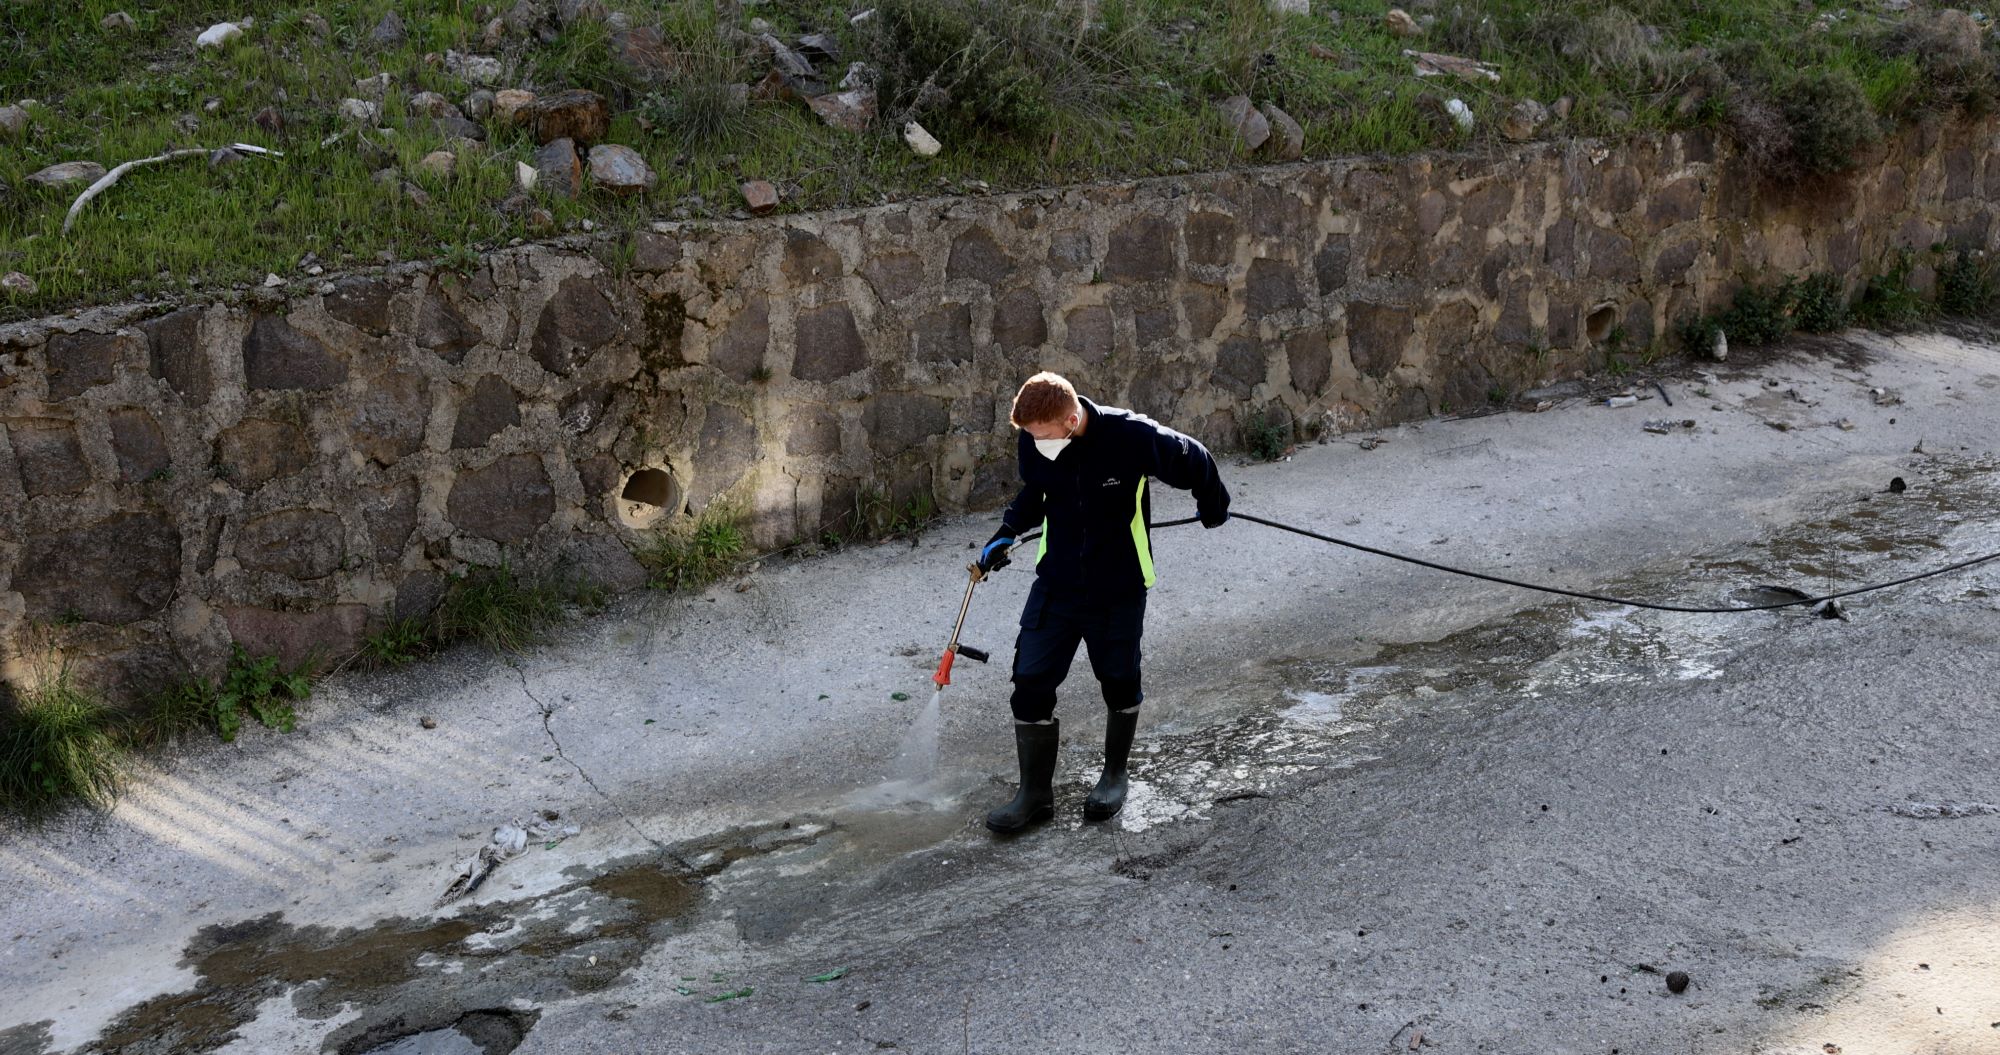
[1586,304,1620,342]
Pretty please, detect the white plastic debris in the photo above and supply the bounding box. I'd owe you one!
[436,815,582,906]
[1445,97,1474,132]
[1606,394,1638,409]
[196,22,243,49]
[903,120,941,157]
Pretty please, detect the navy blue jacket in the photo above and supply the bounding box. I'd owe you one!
[999,398,1230,598]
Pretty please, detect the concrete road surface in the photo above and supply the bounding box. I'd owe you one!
[3,330,1997,1055]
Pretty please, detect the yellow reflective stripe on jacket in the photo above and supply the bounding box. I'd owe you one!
[1036,517,1048,565]
[1130,478,1155,587]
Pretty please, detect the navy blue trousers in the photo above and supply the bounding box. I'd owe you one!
[1009,579,1146,723]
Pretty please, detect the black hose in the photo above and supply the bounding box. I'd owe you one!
[1221,511,2000,613]
[1011,514,2000,613]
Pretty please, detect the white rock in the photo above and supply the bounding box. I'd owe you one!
[263,273,284,288]
[196,22,243,49]
[100,11,137,31]
[339,98,381,123]
[516,160,538,191]
[1268,0,1310,12]
[1,272,36,296]
[446,51,504,85]
[0,105,28,139]
[354,73,394,100]
[839,62,873,91]
[1445,97,1474,132]
[902,120,941,157]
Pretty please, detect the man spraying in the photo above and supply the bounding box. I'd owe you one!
[977,372,1231,833]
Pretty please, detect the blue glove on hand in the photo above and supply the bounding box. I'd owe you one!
[978,532,1015,572]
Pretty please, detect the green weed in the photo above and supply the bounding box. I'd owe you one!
[634,502,748,591]
[1934,246,1996,318]
[1791,272,1850,333]
[430,561,572,653]
[211,645,312,742]
[1244,406,1293,461]
[362,618,432,667]
[1852,249,1930,328]
[0,665,122,818]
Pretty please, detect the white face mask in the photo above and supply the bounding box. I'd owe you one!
[1032,414,1079,461]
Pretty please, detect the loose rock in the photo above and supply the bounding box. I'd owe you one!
[196,21,243,49]
[1215,95,1271,153]
[0,105,28,140]
[808,89,876,133]
[762,34,816,78]
[1260,101,1304,160]
[403,181,431,208]
[409,91,461,119]
[446,50,505,85]
[25,161,108,188]
[1,272,36,296]
[741,179,780,215]
[1268,0,1310,12]
[798,32,841,64]
[371,10,407,48]
[482,17,507,49]
[515,160,538,191]
[838,62,874,91]
[518,88,610,145]
[339,98,382,124]
[587,143,656,196]
[209,147,243,169]
[1501,99,1548,141]
[253,106,285,135]
[465,89,496,120]
[354,72,394,100]
[494,88,536,124]
[100,11,137,30]
[903,120,941,157]
[418,150,458,180]
[1384,8,1421,36]
[1666,971,1690,994]
[534,137,583,198]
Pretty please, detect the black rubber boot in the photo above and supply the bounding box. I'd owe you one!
[1083,709,1138,821]
[986,720,1060,834]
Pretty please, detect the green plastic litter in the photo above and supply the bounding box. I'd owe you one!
[644,718,656,725]
[890,692,910,701]
[706,987,754,1003]
[804,968,850,983]
[710,973,727,983]
[673,986,695,996]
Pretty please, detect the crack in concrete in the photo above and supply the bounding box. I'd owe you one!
[508,662,690,870]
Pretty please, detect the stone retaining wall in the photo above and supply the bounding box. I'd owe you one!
[3,119,1995,702]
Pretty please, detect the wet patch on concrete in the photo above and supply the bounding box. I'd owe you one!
[83,818,831,1054]
[1098,454,2000,838]
[0,1021,54,1055]
[343,1008,539,1055]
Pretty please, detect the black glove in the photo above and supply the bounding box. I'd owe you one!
[1198,500,1230,529]
[978,529,1016,572]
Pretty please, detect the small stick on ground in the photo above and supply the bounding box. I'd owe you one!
[63,144,283,234]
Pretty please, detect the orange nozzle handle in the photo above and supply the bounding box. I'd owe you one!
[933,649,957,687]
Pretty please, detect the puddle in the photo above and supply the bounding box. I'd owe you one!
[348,1009,537,1055]
[85,820,820,1055]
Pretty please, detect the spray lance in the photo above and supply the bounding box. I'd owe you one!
[932,558,996,687]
